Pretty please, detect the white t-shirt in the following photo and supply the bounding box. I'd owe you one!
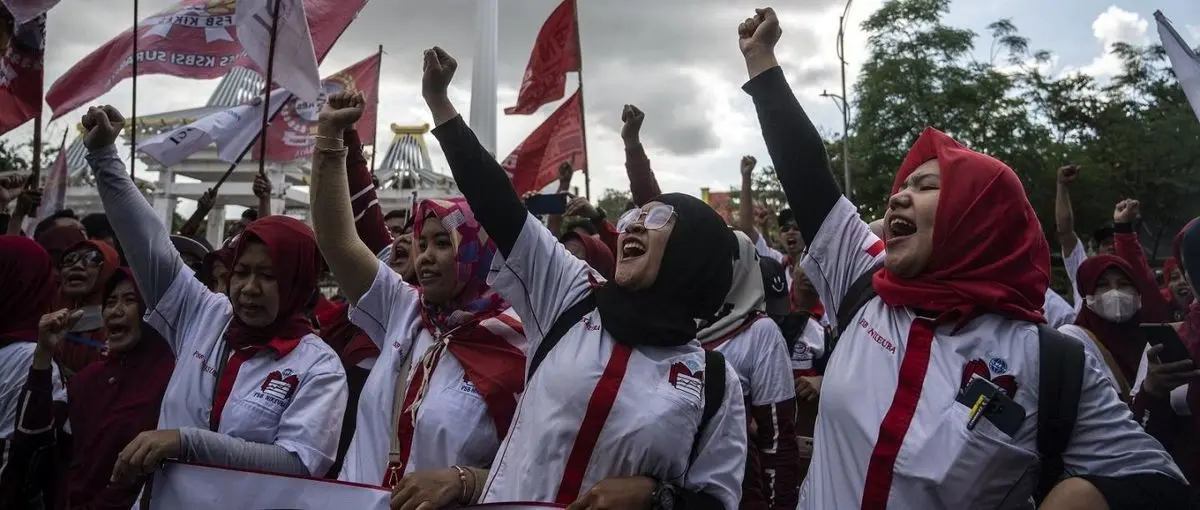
[341,260,523,485]
[481,214,747,508]
[144,266,348,476]
[1063,241,1086,312]
[799,197,1182,510]
[790,318,827,375]
[0,343,67,437]
[755,232,793,290]
[1043,289,1077,329]
[706,317,795,406]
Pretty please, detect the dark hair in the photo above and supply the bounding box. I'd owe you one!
[1093,225,1115,246]
[242,208,259,221]
[562,217,598,236]
[81,213,113,240]
[33,209,78,239]
[777,208,795,226]
[384,209,407,221]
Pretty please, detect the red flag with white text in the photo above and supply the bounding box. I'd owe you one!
[258,52,380,162]
[504,0,579,115]
[45,0,367,120]
[0,14,43,136]
[501,90,586,195]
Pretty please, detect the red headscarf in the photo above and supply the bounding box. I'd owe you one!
[61,239,121,306]
[224,216,321,352]
[1162,257,1179,303]
[0,236,56,346]
[560,231,615,279]
[1073,255,1145,383]
[873,128,1050,328]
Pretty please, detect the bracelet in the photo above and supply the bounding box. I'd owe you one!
[314,135,344,144]
[314,145,348,155]
[452,465,470,505]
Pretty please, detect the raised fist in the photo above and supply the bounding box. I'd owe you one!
[82,105,126,152]
[252,171,272,199]
[741,155,757,177]
[14,188,42,218]
[565,195,600,221]
[1057,164,1080,185]
[0,173,24,205]
[422,47,458,100]
[1114,199,1140,224]
[620,104,644,143]
[38,308,84,352]
[738,7,782,56]
[318,91,365,130]
[558,161,574,183]
[197,188,216,211]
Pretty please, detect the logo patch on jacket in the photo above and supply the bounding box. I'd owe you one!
[668,360,704,402]
[260,369,300,404]
[960,358,1017,398]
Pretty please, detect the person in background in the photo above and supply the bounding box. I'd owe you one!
[51,269,174,510]
[198,244,235,296]
[81,213,116,247]
[1161,256,1193,322]
[384,209,408,238]
[558,227,615,280]
[252,169,273,218]
[36,224,87,276]
[1058,255,1146,398]
[177,188,216,239]
[170,235,211,274]
[6,188,41,236]
[742,7,1186,508]
[225,208,257,243]
[33,209,84,240]
[0,237,67,510]
[1055,164,1116,310]
[54,239,120,376]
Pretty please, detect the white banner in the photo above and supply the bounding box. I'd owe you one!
[1156,11,1200,123]
[236,0,322,103]
[137,88,291,167]
[150,461,390,509]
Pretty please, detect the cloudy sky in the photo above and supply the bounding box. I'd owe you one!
[10,0,1200,208]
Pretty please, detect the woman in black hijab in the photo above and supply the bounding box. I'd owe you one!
[360,47,748,510]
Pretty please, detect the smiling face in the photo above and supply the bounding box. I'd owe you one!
[103,279,143,353]
[229,242,280,328]
[415,217,461,305]
[615,201,676,290]
[884,159,941,278]
[1169,267,1194,304]
[59,247,103,298]
[389,233,415,281]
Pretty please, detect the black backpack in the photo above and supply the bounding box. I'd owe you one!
[528,293,725,464]
[831,266,1084,503]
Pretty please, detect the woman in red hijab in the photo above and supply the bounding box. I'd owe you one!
[81,105,347,501]
[52,269,174,510]
[741,8,1186,510]
[1058,255,1146,397]
[0,236,67,509]
[53,239,120,376]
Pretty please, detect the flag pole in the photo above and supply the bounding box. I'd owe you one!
[570,0,589,200]
[28,116,41,188]
[255,0,284,177]
[213,95,292,190]
[369,44,382,173]
[130,0,139,180]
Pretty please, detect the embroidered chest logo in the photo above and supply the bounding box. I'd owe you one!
[259,369,300,405]
[960,358,1017,398]
[459,375,482,396]
[668,360,705,402]
[581,315,600,331]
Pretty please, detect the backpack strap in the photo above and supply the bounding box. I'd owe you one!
[1076,327,1132,397]
[527,293,598,381]
[689,349,725,464]
[1034,324,1085,503]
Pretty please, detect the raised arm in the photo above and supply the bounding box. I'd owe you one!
[1112,199,1171,322]
[621,105,662,206]
[6,188,40,236]
[546,162,575,236]
[308,92,380,305]
[252,170,273,218]
[83,106,182,307]
[344,128,392,253]
[736,155,760,243]
[740,9,839,245]
[1055,165,1081,255]
[178,188,216,237]
[423,47,526,256]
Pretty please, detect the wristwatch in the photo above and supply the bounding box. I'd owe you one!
[649,479,678,510]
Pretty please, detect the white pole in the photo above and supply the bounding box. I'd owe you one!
[469,0,499,155]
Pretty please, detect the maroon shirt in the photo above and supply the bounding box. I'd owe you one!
[0,364,62,509]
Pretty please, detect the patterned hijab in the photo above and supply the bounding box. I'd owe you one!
[412,197,508,330]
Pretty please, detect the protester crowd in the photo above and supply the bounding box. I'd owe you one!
[1,6,1199,510]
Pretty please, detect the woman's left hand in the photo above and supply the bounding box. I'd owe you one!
[390,468,461,510]
[111,429,182,483]
[567,476,656,510]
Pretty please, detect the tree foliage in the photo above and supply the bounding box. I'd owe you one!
[596,188,633,219]
[846,0,1200,259]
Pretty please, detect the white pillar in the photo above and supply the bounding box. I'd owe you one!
[469,0,499,155]
[152,166,176,229]
[206,205,227,247]
[269,164,286,216]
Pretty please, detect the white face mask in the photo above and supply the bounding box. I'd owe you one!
[1086,289,1141,323]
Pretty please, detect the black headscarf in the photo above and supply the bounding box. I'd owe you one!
[595,193,737,347]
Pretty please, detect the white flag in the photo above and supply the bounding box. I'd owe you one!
[1156,11,1200,123]
[2,0,60,24]
[150,462,389,509]
[137,88,291,167]
[236,0,322,103]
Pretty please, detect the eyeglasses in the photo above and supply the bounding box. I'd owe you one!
[616,204,676,233]
[60,250,104,268]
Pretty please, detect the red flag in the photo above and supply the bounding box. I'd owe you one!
[45,0,367,120]
[0,14,43,136]
[501,90,586,195]
[259,52,380,162]
[504,0,579,115]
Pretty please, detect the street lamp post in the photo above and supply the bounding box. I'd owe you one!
[834,0,854,197]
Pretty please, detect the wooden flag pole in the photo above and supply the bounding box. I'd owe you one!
[130,0,139,179]
[570,0,589,200]
[255,0,284,176]
[29,116,41,187]
[369,44,382,173]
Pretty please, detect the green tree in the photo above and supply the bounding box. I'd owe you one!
[596,188,632,218]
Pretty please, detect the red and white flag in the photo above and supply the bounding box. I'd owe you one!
[504,0,579,115]
[259,51,381,162]
[501,90,586,195]
[35,134,67,221]
[2,0,58,24]
[45,0,367,120]
[235,0,321,102]
[0,14,43,136]
[1156,11,1200,123]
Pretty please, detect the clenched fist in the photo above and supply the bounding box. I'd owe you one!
[741,155,757,177]
[738,7,782,56]
[81,105,126,152]
[421,47,458,101]
[318,91,365,130]
[1114,199,1140,224]
[1057,164,1080,185]
[620,104,644,144]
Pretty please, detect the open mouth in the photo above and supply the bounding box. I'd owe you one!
[418,269,440,283]
[106,323,131,339]
[64,273,89,286]
[887,216,917,242]
[621,238,647,259]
